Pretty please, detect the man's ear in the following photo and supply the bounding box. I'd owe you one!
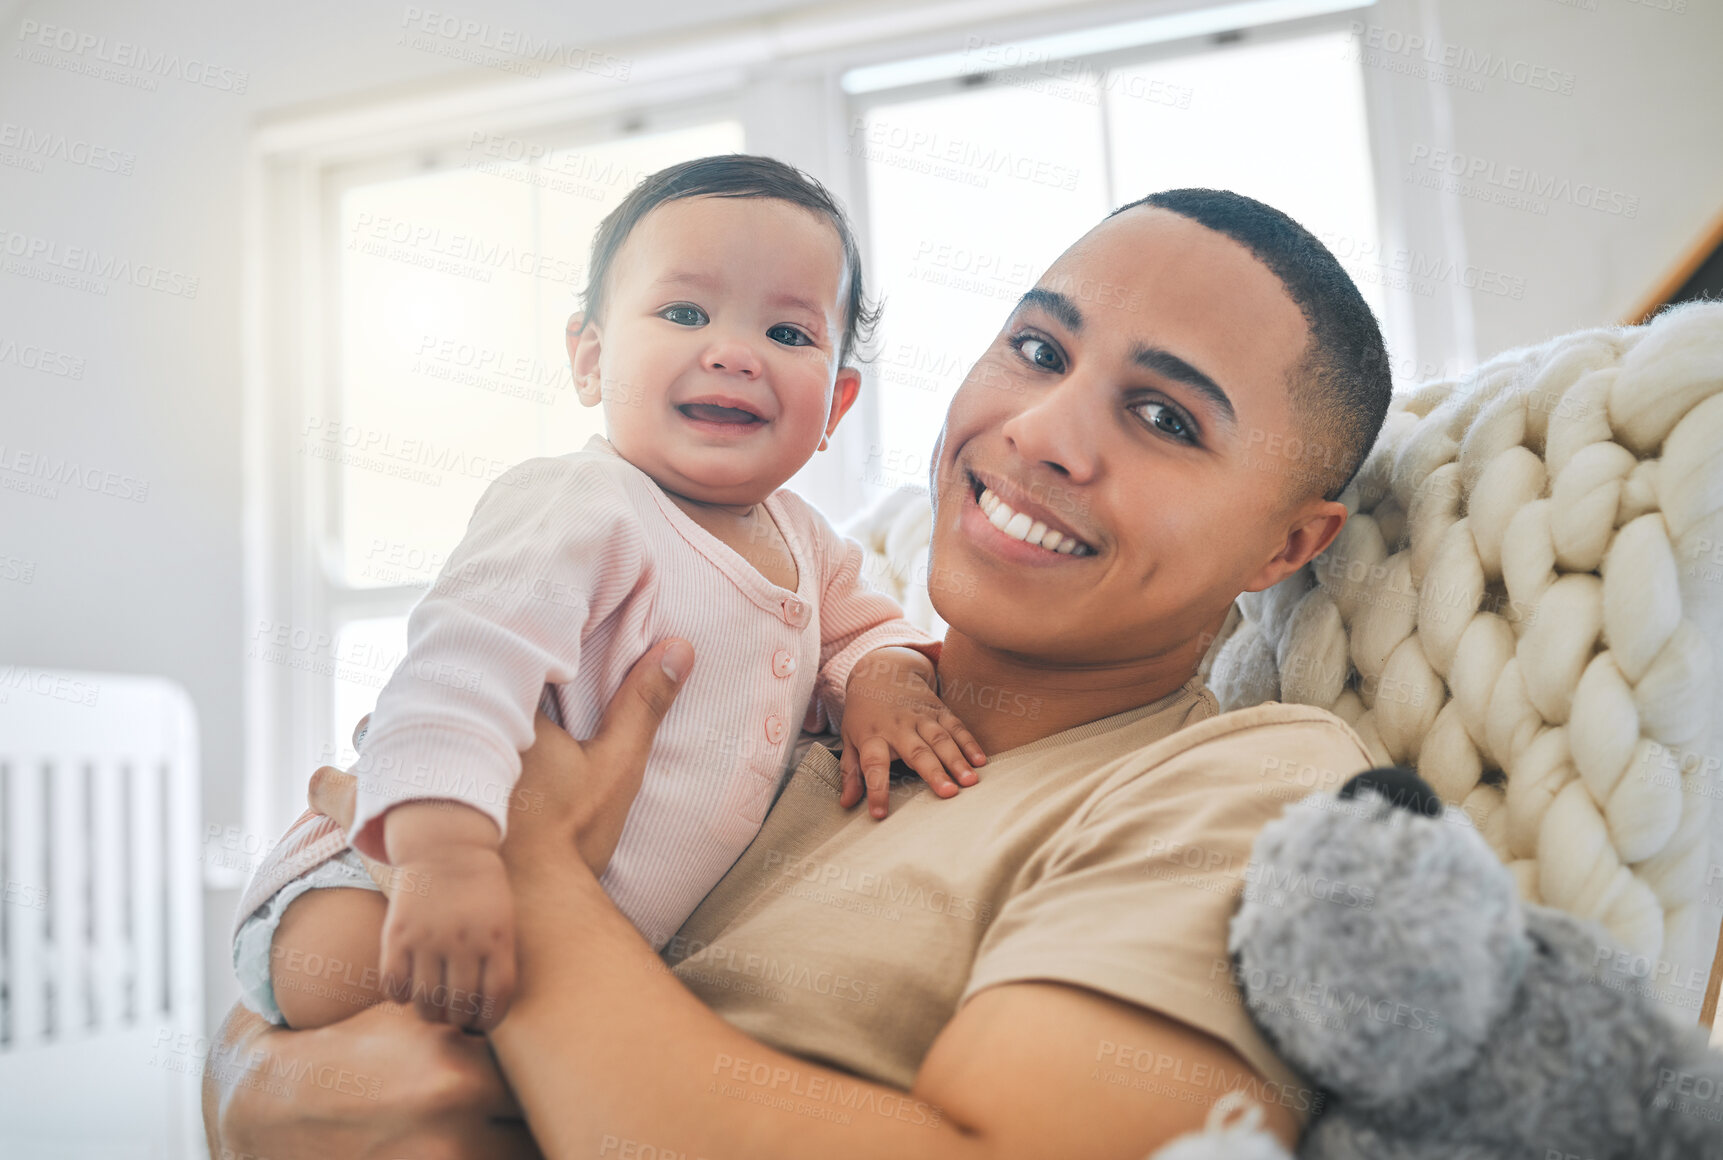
[825,367,863,438]
[567,310,604,407]
[1241,499,1348,593]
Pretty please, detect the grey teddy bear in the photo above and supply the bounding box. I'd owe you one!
[1149,767,1723,1160]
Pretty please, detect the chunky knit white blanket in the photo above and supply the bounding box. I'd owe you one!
[1208,301,1723,1022]
[844,300,1723,1026]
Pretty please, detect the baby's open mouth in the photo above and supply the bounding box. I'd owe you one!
[678,402,764,425]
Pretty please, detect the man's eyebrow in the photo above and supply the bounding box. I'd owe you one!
[1013,287,1084,333]
[1129,344,1237,428]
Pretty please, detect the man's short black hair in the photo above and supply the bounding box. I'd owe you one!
[1111,188,1392,503]
[579,153,881,365]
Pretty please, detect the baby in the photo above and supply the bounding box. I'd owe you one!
[232,154,984,1033]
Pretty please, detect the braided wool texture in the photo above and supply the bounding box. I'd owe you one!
[1208,300,1723,987]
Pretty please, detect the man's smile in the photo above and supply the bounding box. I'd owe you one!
[962,468,1097,561]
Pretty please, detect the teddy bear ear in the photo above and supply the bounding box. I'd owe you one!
[1337,766,1443,817]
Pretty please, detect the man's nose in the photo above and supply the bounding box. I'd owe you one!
[999,377,1100,484]
[703,335,763,379]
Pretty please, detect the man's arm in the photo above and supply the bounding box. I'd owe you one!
[201,997,540,1160]
[490,849,1297,1160]
[478,635,1297,1159]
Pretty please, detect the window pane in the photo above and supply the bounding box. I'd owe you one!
[859,27,1382,476]
[332,120,744,586]
[1104,30,1383,321]
[857,84,1110,491]
[331,616,410,765]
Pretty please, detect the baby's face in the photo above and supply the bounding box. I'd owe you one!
[570,195,858,508]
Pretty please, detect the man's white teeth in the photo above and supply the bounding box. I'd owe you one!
[978,487,1091,555]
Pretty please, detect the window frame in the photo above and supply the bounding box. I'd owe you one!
[239,0,1459,864]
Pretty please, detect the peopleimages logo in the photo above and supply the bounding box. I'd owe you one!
[0,227,199,299]
[1345,21,1576,95]
[397,7,631,80]
[0,122,136,175]
[0,444,150,502]
[14,20,249,93]
[1407,145,1639,218]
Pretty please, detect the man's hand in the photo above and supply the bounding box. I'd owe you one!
[840,646,987,818]
[203,1000,541,1160]
[504,637,693,875]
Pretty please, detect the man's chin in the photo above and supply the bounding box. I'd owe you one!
[928,583,1044,655]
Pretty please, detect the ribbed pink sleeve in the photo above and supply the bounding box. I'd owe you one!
[348,457,645,859]
[784,494,943,734]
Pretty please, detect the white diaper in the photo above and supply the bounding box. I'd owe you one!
[231,848,380,1026]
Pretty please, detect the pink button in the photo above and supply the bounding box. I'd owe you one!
[764,715,788,745]
[782,597,808,627]
[772,649,796,678]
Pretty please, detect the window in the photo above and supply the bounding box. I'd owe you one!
[851,25,1380,496]
[248,1,1408,847]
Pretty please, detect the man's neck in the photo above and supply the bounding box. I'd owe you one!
[932,630,1207,757]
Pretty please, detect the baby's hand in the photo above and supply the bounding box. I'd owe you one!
[839,646,986,819]
[380,803,515,1030]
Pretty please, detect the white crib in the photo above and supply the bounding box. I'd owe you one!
[0,669,203,1159]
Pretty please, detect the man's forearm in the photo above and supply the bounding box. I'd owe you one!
[490,855,990,1160]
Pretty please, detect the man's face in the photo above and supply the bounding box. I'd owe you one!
[928,206,1342,666]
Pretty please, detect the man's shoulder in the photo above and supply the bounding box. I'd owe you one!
[1101,701,1376,805]
[1158,700,1370,759]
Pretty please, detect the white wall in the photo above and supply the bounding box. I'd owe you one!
[2,0,1719,1049]
[1366,0,1723,369]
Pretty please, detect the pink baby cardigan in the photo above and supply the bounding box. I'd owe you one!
[233,435,938,949]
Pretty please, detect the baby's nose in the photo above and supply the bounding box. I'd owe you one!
[704,338,762,377]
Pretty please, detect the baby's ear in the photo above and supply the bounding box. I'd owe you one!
[825,365,862,435]
[566,311,603,407]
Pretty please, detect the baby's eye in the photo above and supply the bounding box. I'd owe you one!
[1012,334,1065,373]
[1133,399,1196,444]
[768,324,812,347]
[661,304,707,326]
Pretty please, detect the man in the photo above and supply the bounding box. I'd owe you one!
[205,188,1391,1158]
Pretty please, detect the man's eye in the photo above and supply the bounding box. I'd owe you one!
[768,324,811,347]
[1012,335,1065,372]
[1134,399,1196,443]
[662,304,707,326]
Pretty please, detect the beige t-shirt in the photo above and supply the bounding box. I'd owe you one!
[661,679,1374,1123]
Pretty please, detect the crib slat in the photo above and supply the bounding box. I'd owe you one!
[163,752,200,1027]
[0,760,9,1046]
[129,759,166,1022]
[49,758,90,1038]
[90,760,126,1031]
[8,761,48,1049]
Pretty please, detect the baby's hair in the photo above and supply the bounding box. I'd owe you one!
[578,153,881,365]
